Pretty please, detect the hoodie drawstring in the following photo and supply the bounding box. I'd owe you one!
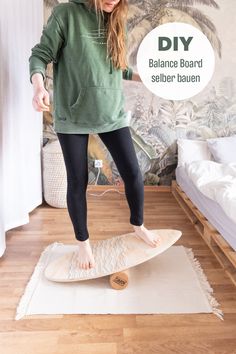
[109,58,113,74]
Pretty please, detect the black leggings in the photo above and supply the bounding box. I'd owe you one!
[57,126,144,241]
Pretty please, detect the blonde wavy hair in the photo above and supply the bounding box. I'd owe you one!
[87,0,129,71]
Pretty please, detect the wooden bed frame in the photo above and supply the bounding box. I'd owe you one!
[171,180,236,286]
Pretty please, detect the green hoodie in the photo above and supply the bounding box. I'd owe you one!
[29,0,133,134]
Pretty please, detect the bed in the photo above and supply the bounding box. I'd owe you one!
[172,136,236,286]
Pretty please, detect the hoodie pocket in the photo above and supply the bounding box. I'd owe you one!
[69,86,124,125]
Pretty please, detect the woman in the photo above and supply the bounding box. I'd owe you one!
[29,0,161,270]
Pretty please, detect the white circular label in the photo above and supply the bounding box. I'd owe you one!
[137,22,215,100]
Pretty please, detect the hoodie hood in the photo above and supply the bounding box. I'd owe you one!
[69,0,109,27]
[69,0,96,13]
[69,0,87,2]
[69,0,90,4]
[69,0,110,20]
[69,0,109,18]
[69,0,112,73]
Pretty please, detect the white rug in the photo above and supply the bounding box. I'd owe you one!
[15,242,224,321]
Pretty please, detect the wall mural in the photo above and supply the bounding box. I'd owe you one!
[42,0,236,185]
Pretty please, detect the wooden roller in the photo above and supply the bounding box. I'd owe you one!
[109,269,130,290]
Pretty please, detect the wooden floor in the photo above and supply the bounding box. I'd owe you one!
[1,187,236,354]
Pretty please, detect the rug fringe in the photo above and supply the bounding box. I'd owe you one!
[185,247,224,321]
[15,242,63,320]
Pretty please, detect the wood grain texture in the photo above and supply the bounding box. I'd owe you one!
[172,180,236,287]
[1,187,236,354]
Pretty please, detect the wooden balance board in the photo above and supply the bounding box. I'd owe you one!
[44,229,182,289]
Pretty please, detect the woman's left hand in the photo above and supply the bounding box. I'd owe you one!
[132,72,142,82]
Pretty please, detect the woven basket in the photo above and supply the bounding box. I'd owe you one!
[42,139,67,208]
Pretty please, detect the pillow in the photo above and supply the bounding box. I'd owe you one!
[177,138,213,167]
[207,135,236,164]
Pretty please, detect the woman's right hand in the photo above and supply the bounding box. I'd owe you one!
[31,73,50,112]
[32,87,50,112]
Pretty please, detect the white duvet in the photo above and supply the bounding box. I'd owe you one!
[184,160,236,223]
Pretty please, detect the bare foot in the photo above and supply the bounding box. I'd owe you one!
[75,239,96,270]
[133,224,161,247]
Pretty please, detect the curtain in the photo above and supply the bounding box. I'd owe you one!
[0,0,44,256]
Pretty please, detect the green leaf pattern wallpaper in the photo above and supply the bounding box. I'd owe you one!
[42,0,236,185]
